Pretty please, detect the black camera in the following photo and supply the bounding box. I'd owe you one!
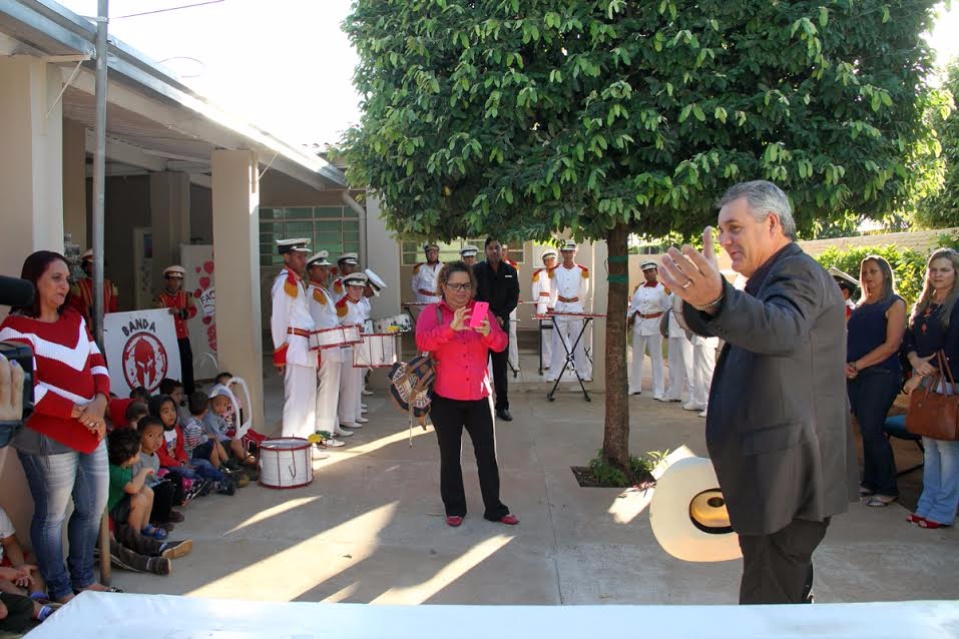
[0,274,37,445]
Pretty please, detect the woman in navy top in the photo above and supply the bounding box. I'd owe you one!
[846,256,906,506]
[902,248,959,528]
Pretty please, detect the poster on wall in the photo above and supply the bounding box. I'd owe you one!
[103,309,181,396]
[181,244,218,381]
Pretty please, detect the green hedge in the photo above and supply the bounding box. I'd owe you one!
[812,232,959,307]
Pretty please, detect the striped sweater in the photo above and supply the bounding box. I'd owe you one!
[0,309,111,453]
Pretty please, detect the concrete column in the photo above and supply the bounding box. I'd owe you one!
[0,56,64,278]
[212,150,265,428]
[150,171,191,285]
[62,119,87,248]
[590,239,609,387]
[364,194,401,317]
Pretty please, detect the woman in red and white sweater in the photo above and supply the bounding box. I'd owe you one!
[0,251,114,603]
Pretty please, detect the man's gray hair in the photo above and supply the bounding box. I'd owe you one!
[717,181,797,240]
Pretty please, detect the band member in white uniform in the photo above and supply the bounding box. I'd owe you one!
[411,242,443,304]
[548,241,592,382]
[337,272,369,429]
[532,248,558,376]
[664,292,693,403]
[671,299,719,416]
[332,252,360,303]
[628,262,670,398]
[306,251,350,443]
[459,244,479,267]
[502,245,521,372]
[271,238,322,443]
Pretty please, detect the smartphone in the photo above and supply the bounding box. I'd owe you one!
[470,301,489,328]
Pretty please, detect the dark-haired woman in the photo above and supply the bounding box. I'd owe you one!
[0,251,115,602]
[415,261,518,527]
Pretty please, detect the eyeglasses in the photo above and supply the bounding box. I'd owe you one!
[445,283,471,292]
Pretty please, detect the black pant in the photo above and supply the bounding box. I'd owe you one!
[0,592,34,632]
[431,394,509,520]
[150,480,176,524]
[738,518,829,604]
[178,337,195,394]
[847,367,900,496]
[490,317,509,411]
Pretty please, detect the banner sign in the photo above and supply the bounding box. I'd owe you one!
[103,309,181,396]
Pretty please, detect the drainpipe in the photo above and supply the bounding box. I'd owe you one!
[341,191,367,263]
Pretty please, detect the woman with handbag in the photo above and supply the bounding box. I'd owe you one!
[902,248,959,529]
[415,261,518,528]
[845,256,907,507]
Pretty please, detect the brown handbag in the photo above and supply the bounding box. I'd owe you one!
[906,351,959,441]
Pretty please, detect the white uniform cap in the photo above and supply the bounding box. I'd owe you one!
[343,272,369,287]
[364,269,387,295]
[337,252,359,265]
[560,240,577,252]
[541,249,558,260]
[307,251,332,268]
[276,238,310,254]
[81,249,94,261]
[459,245,479,258]
[423,242,440,251]
[828,267,859,291]
[163,265,186,278]
[641,261,659,272]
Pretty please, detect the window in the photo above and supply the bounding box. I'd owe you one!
[259,207,361,267]
[400,238,525,265]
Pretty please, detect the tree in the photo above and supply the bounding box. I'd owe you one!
[916,60,959,228]
[341,0,947,477]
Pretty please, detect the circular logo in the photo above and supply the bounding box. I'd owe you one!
[122,331,169,392]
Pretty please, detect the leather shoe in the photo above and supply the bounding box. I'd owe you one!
[496,409,513,421]
[498,514,519,526]
[446,515,463,527]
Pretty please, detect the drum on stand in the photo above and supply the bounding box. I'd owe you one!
[259,438,313,489]
[353,333,398,368]
[313,325,362,350]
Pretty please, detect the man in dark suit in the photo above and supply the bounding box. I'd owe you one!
[473,237,520,421]
[660,180,853,605]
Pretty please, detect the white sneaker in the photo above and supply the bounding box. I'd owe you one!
[361,403,368,410]
[312,448,331,460]
[355,416,369,424]
[361,389,374,396]
[343,422,363,429]
[323,438,346,448]
[698,410,708,418]
[333,429,354,437]
[683,403,706,411]
[653,395,668,402]
[629,390,642,396]
[360,407,368,414]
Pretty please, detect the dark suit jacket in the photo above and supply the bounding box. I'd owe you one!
[473,260,519,322]
[683,243,853,536]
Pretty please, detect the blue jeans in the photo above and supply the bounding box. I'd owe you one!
[167,459,225,483]
[847,367,900,496]
[17,441,108,600]
[916,437,959,525]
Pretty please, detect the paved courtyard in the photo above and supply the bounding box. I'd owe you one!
[110,348,958,605]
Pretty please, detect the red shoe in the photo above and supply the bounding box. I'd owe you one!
[446,516,463,527]
[906,513,925,525]
[498,514,519,526]
[918,519,950,529]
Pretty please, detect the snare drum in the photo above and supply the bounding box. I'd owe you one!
[353,333,398,368]
[314,325,362,350]
[258,438,313,489]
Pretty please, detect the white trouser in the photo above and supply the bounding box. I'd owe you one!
[338,348,361,425]
[687,341,717,408]
[550,316,591,380]
[315,347,341,434]
[630,332,664,396]
[283,363,318,439]
[508,311,519,370]
[665,336,692,401]
[540,320,552,374]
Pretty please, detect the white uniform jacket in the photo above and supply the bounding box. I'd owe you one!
[532,267,556,316]
[411,262,442,305]
[628,282,669,337]
[271,267,317,368]
[549,263,589,314]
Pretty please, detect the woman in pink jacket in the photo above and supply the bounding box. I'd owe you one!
[415,261,519,528]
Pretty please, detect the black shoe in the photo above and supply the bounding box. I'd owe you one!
[496,409,513,421]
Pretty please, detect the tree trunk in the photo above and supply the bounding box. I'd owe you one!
[602,222,631,475]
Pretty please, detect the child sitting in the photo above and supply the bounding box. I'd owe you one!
[150,394,235,496]
[213,373,267,455]
[129,385,151,402]
[183,392,228,469]
[125,400,149,429]
[205,384,261,478]
[160,378,191,427]
[133,416,186,524]
[0,506,47,603]
[107,428,167,541]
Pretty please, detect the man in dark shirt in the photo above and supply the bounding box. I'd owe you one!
[473,237,520,421]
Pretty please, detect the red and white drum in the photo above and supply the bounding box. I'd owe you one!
[258,438,313,489]
[353,333,397,368]
[313,325,362,350]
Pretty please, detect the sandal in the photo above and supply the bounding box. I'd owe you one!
[906,513,924,525]
[918,519,951,529]
[141,524,168,540]
[865,495,897,507]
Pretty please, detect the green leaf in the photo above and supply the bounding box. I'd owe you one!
[818,6,828,27]
[692,104,706,122]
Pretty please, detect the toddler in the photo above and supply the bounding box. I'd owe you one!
[107,428,167,541]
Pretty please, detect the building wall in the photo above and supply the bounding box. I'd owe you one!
[799,227,959,257]
[190,184,213,243]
